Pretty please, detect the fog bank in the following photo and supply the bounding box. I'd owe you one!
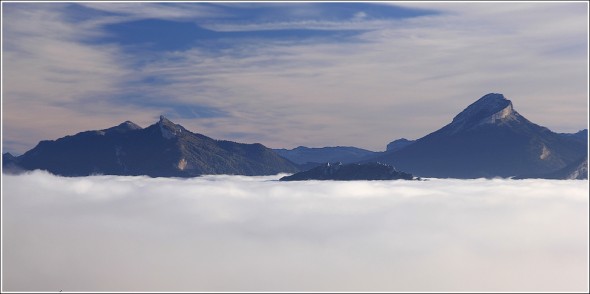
[2,171,588,291]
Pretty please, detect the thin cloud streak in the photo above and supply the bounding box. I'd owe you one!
[3,171,588,291]
[1,2,587,154]
[131,6,587,149]
[2,4,150,153]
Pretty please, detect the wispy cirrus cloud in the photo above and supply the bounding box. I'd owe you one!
[2,4,140,153]
[116,2,587,149]
[1,3,227,153]
[2,2,587,154]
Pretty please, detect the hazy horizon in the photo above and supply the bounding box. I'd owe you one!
[2,2,588,154]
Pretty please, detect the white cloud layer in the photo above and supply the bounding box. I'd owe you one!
[2,171,588,292]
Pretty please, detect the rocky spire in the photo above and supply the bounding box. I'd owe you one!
[448,93,518,132]
[158,115,184,139]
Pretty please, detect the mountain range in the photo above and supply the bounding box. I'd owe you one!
[3,116,298,177]
[273,146,376,168]
[2,93,587,179]
[273,93,587,179]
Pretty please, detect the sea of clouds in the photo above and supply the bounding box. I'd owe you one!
[2,170,588,292]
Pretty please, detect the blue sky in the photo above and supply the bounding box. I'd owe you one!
[2,2,588,154]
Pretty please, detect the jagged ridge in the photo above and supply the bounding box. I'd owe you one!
[7,116,299,177]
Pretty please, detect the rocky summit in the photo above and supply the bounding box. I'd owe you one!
[6,116,299,177]
[372,93,587,179]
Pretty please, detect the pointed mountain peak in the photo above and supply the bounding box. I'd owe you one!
[157,115,185,139]
[159,115,171,124]
[473,93,510,109]
[454,93,511,121]
[3,152,16,159]
[118,120,142,130]
[449,93,518,132]
[2,152,20,170]
[100,120,142,134]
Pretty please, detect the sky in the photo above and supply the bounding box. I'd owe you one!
[1,1,588,154]
[3,171,588,291]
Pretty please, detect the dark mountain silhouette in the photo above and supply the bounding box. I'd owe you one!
[386,138,415,152]
[4,94,585,180]
[2,152,23,174]
[515,155,588,180]
[273,146,376,166]
[2,152,17,164]
[544,155,587,180]
[370,93,587,178]
[279,162,414,181]
[6,116,298,177]
[559,129,587,144]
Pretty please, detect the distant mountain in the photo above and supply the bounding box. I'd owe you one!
[273,146,376,165]
[559,129,588,144]
[371,93,587,178]
[557,156,588,179]
[6,116,299,177]
[2,152,17,164]
[2,152,23,174]
[279,162,414,181]
[386,138,415,152]
[515,155,588,180]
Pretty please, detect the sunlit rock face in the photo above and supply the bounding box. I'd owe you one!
[566,157,588,179]
[447,93,520,133]
[158,115,184,140]
[178,158,187,171]
[539,145,551,160]
[516,155,588,180]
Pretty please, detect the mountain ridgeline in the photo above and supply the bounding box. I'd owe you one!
[2,93,587,179]
[370,93,587,179]
[386,138,415,152]
[273,146,376,169]
[279,162,414,181]
[6,116,298,177]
